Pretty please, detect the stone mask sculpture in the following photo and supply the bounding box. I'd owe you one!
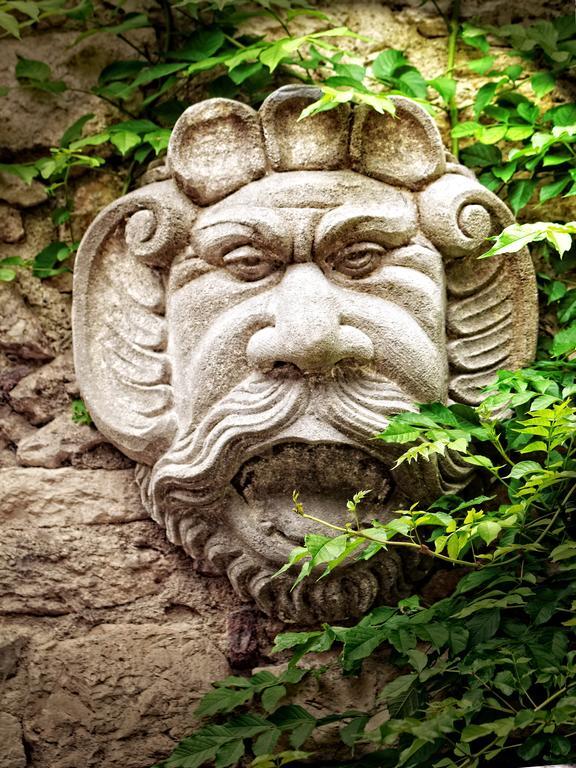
[73,86,537,623]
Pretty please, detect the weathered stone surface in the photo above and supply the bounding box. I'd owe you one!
[0,467,145,527]
[8,352,76,425]
[14,265,73,354]
[0,405,36,445]
[0,204,24,243]
[0,30,149,153]
[0,172,48,208]
[0,712,26,768]
[16,412,107,468]
[0,633,28,682]
[0,520,194,615]
[0,362,35,395]
[0,448,18,467]
[23,624,230,768]
[0,284,54,362]
[70,442,134,470]
[73,85,538,623]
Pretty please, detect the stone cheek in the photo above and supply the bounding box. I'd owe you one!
[72,85,539,624]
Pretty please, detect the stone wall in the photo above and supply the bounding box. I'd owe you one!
[0,1,571,766]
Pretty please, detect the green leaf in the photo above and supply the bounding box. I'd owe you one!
[406,648,428,673]
[551,324,576,356]
[15,55,66,92]
[71,399,92,426]
[477,520,501,545]
[452,121,480,139]
[508,179,536,214]
[371,49,409,79]
[397,68,428,99]
[478,124,507,144]
[0,162,38,184]
[468,55,495,74]
[505,125,533,141]
[109,130,141,156]
[531,71,556,97]
[461,724,490,742]
[15,56,51,82]
[170,28,225,62]
[545,103,576,127]
[0,10,21,37]
[60,113,94,148]
[253,727,281,757]
[429,75,456,104]
[261,685,287,713]
[0,266,17,281]
[508,460,542,478]
[460,143,501,168]
[132,62,187,87]
[215,739,245,768]
[99,60,147,84]
[474,82,498,118]
[539,176,571,202]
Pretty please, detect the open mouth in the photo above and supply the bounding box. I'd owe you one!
[228,441,395,563]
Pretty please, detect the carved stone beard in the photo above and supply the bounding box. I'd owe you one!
[136,365,463,623]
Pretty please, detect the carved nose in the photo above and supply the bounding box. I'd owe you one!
[247,263,374,372]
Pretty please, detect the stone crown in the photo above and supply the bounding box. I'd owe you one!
[167,85,447,206]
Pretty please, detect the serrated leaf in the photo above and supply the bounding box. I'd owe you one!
[215,739,245,768]
[110,130,142,155]
[477,520,501,545]
[261,685,286,713]
[372,49,409,79]
[429,75,456,104]
[508,179,536,213]
[60,113,94,148]
[531,71,556,97]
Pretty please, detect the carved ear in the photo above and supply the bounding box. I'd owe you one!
[259,84,350,171]
[168,99,267,205]
[350,96,446,189]
[418,173,538,404]
[73,181,191,464]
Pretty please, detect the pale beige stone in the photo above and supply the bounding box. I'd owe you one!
[23,624,230,768]
[0,467,145,526]
[0,204,24,243]
[0,172,48,208]
[8,352,77,425]
[16,412,107,468]
[0,405,36,445]
[0,284,54,362]
[0,712,26,768]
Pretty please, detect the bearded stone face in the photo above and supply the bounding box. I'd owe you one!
[73,86,538,623]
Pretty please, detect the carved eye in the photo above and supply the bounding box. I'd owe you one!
[330,242,386,279]
[223,246,281,281]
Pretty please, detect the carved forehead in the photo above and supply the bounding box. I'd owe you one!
[194,170,417,237]
[198,170,411,210]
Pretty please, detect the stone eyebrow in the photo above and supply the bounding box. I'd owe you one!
[314,203,418,254]
[192,206,291,258]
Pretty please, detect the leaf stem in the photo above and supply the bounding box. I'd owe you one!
[299,512,478,568]
[447,0,460,158]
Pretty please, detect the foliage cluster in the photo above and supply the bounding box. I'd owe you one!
[155,358,576,768]
[0,3,575,767]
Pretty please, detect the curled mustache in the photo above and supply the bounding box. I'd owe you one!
[149,371,309,514]
[147,366,416,515]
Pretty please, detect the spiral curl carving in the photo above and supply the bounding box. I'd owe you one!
[419,173,514,259]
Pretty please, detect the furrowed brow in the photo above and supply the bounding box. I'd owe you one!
[315,203,418,255]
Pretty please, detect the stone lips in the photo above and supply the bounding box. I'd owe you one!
[73,85,538,623]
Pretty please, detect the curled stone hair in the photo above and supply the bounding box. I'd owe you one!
[73,86,538,623]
